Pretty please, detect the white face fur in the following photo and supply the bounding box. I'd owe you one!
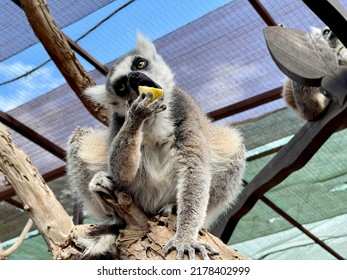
[84,33,175,117]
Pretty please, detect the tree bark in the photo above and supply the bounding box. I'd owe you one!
[20,0,109,126]
[0,123,74,259]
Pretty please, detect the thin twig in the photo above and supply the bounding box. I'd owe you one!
[0,218,34,259]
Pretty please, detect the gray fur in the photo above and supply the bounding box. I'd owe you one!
[66,33,245,260]
[283,27,347,120]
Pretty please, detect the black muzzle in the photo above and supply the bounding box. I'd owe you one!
[127,71,161,96]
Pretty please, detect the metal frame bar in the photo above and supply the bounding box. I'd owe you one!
[207,87,282,121]
[248,0,277,26]
[0,111,65,160]
[0,166,66,203]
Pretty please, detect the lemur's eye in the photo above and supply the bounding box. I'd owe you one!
[322,28,330,37]
[113,76,128,97]
[119,83,126,92]
[132,57,148,70]
[137,59,147,69]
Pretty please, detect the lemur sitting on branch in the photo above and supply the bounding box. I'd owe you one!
[66,33,246,260]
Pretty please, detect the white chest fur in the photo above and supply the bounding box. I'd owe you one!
[129,112,177,213]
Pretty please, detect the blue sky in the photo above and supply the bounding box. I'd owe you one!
[0,0,231,112]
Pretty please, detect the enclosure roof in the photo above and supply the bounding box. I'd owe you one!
[0,0,114,62]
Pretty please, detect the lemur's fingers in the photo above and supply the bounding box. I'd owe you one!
[163,240,187,260]
[134,92,154,110]
[142,92,153,106]
[150,103,166,114]
[164,238,218,260]
[89,171,114,194]
[158,104,167,112]
[187,246,196,260]
[191,241,219,260]
[147,97,166,113]
[200,242,219,256]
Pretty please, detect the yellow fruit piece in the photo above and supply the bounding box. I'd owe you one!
[138,85,164,103]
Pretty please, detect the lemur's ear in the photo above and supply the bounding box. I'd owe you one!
[84,84,109,105]
[136,32,157,59]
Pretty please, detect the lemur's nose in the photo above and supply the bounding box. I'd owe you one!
[128,71,141,79]
[127,71,143,95]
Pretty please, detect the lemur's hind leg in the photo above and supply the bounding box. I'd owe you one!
[205,126,246,229]
[66,127,123,259]
[67,127,114,218]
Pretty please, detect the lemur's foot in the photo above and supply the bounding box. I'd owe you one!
[164,237,219,260]
[158,203,176,217]
[89,171,115,195]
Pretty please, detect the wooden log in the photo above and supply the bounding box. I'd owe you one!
[58,190,247,260]
[0,123,74,259]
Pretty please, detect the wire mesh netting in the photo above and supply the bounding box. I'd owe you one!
[1,0,347,260]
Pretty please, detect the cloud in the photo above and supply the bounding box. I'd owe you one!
[0,61,65,111]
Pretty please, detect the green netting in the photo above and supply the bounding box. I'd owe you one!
[4,234,52,260]
[236,108,306,150]
[232,213,347,260]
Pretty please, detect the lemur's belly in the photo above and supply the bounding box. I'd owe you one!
[129,141,177,214]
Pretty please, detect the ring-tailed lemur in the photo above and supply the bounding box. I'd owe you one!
[282,27,347,120]
[66,33,246,260]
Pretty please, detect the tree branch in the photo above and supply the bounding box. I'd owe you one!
[0,218,33,260]
[0,123,74,259]
[20,0,109,125]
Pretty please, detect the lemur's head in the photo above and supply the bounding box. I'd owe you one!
[85,33,175,116]
[311,26,347,66]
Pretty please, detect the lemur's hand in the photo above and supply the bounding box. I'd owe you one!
[164,236,219,260]
[128,93,166,122]
[88,171,117,216]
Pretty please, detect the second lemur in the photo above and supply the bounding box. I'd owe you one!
[282,27,347,120]
[66,33,246,260]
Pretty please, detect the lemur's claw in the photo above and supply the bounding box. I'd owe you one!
[89,171,115,194]
[158,203,175,217]
[164,238,219,260]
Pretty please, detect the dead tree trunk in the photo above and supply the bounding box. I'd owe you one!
[0,123,74,259]
[0,123,245,260]
[20,0,109,125]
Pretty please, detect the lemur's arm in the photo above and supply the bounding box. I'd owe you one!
[163,95,218,260]
[165,131,218,260]
[108,93,166,185]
